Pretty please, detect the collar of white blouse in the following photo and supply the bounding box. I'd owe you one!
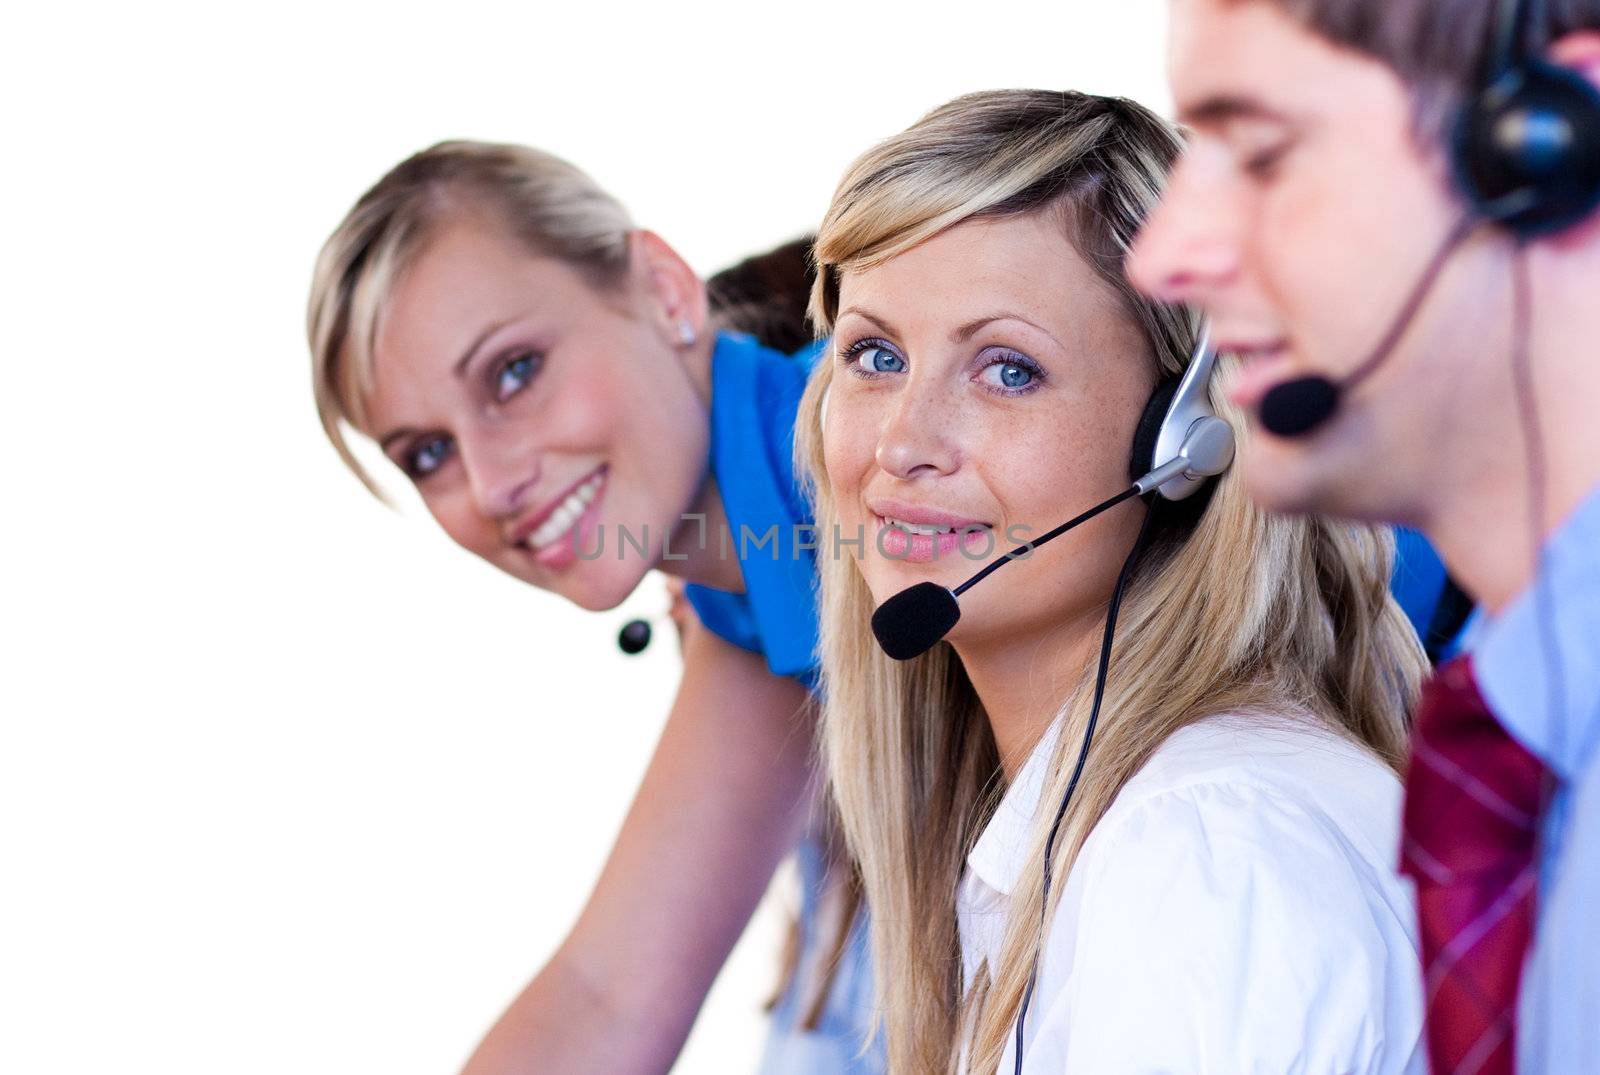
[958,718,1063,990]
[967,719,1063,898]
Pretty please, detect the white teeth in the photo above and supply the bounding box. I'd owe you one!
[886,517,955,536]
[527,471,606,551]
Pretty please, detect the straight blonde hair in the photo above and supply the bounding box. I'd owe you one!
[794,90,1427,1074]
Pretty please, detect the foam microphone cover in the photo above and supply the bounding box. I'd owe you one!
[871,582,961,661]
[1258,375,1341,438]
[617,618,652,655]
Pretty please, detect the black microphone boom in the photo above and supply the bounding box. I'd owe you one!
[869,484,1144,661]
[869,485,1142,661]
[868,379,1235,662]
[1258,211,1489,438]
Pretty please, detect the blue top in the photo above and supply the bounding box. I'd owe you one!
[685,332,825,691]
[1392,528,1447,633]
[1472,483,1600,1072]
[684,332,886,1074]
[1392,527,1472,658]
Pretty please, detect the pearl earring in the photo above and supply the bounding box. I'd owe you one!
[677,320,697,346]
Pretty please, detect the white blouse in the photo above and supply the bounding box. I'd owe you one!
[958,713,1426,1074]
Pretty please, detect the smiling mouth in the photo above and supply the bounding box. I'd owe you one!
[873,513,997,565]
[878,514,993,536]
[520,467,607,552]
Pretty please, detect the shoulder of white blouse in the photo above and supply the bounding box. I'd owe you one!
[1027,777,1421,1075]
[1065,767,1411,972]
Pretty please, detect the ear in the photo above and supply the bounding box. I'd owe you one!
[631,230,709,347]
[1548,29,1600,85]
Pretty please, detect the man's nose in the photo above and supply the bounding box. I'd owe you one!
[1127,155,1244,308]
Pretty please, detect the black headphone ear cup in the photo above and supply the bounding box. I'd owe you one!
[1453,58,1600,237]
[1128,379,1180,482]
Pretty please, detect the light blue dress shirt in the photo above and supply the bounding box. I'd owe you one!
[684,332,887,1074]
[1471,482,1600,1073]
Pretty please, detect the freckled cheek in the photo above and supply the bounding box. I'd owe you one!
[822,416,878,520]
[997,425,1121,520]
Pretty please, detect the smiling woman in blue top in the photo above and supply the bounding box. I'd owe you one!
[306,142,880,1073]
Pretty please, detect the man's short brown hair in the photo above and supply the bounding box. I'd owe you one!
[1267,0,1600,131]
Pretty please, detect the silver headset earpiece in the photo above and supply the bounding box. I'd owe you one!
[819,382,832,431]
[1150,327,1235,501]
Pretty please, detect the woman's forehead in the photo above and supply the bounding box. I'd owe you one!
[835,215,1124,344]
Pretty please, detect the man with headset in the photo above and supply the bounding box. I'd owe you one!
[1129,1,1600,1072]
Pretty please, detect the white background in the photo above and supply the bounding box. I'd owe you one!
[1,3,1168,1072]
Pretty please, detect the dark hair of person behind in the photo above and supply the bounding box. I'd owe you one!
[707,236,818,354]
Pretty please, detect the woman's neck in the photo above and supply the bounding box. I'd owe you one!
[955,610,1104,783]
[657,476,745,593]
[652,330,747,593]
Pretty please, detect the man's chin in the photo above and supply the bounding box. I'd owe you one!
[1241,438,1343,518]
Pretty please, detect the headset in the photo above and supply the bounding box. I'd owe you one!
[1258,0,1600,439]
[868,329,1232,661]
[854,328,1233,1072]
[1456,0,1600,237]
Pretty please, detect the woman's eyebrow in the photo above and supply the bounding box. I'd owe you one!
[834,305,901,338]
[452,317,516,378]
[952,312,1063,350]
[838,306,1062,350]
[379,427,416,453]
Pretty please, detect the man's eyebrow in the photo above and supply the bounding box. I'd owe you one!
[1178,94,1292,129]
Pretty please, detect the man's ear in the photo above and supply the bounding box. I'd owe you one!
[1548,29,1600,86]
[631,230,708,346]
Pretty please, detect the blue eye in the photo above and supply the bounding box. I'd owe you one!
[406,435,454,479]
[495,351,543,402]
[998,363,1032,388]
[979,351,1044,394]
[849,342,906,375]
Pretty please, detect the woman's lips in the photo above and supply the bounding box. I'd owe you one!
[874,514,996,565]
[529,469,608,571]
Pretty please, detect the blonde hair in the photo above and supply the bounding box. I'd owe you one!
[794,90,1426,1074]
[306,140,634,496]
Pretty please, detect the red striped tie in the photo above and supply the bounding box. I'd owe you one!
[1400,655,1549,1075]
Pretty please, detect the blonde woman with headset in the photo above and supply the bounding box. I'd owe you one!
[797,90,1432,1073]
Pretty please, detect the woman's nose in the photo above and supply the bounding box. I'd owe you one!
[458,428,541,522]
[874,377,962,481]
